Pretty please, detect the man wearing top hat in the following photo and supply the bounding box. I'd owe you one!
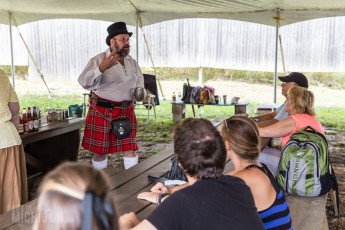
[78,22,144,170]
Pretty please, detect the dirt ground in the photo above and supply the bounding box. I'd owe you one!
[78,128,345,229]
[325,129,345,229]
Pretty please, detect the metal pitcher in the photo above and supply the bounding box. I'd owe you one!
[130,87,145,101]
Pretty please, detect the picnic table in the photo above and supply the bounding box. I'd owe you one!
[22,117,85,184]
[0,137,331,230]
[171,101,249,122]
[0,145,174,229]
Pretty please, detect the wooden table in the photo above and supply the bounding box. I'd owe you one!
[0,145,174,230]
[0,129,331,230]
[171,101,249,122]
[22,117,85,184]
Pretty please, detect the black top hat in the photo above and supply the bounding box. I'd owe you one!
[106,22,133,46]
[278,72,309,88]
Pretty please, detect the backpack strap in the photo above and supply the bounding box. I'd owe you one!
[329,164,339,217]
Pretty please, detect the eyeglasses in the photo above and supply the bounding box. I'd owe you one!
[113,37,130,43]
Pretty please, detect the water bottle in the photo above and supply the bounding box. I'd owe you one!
[177,92,182,102]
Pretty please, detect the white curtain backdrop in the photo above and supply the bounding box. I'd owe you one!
[1,17,345,82]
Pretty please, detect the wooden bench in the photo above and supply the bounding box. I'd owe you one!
[287,195,329,230]
[0,126,334,230]
[255,103,280,115]
[171,101,249,122]
[0,144,174,230]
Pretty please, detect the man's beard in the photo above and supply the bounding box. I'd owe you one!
[114,41,130,58]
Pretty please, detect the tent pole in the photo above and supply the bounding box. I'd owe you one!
[273,9,281,103]
[8,12,15,88]
[137,16,165,99]
[136,12,139,63]
[279,35,286,74]
[12,16,51,94]
[140,27,165,99]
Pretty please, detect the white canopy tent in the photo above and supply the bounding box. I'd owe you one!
[2,0,345,27]
[1,0,345,101]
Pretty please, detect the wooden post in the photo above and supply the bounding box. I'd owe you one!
[234,102,249,115]
[198,67,203,85]
[172,103,186,122]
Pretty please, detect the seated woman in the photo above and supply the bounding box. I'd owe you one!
[119,118,264,230]
[222,116,292,230]
[137,116,292,230]
[33,162,118,230]
[258,86,324,176]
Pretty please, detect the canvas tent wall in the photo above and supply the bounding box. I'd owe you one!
[2,0,345,101]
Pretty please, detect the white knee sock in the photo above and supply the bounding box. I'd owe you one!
[123,155,138,169]
[92,158,108,169]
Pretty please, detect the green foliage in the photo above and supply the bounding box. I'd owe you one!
[18,94,84,113]
[309,72,345,89]
[316,107,345,132]
[0,65,28,80]
[17,94,345,145]
[142,67,345,89]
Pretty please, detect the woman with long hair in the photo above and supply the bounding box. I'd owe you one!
[33,162,118,230]
[222,116,292,230]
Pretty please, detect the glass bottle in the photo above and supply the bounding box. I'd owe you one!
[18,116,24,134]
[27,107,33,132]
[172,92,176,102]
[22,108,29,134]
[33,106,39,131]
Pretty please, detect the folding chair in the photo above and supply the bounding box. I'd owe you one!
[134,74,160,121]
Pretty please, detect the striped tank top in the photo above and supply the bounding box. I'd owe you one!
[245,164,292,230]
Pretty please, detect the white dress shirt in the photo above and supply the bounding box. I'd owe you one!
[78,49,144,102]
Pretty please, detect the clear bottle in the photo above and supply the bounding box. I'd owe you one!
[172,92,176,102]
[177,92,182,102]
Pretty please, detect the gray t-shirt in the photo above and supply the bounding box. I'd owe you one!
[274,102,289,121]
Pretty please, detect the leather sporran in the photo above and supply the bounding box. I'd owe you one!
[111,119,130,139]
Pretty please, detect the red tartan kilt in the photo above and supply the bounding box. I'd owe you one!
[81,96,138,154]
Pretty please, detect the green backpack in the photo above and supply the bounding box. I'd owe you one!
[277,126,338,197]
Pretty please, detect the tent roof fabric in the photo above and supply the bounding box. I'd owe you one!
[1,0,345,26]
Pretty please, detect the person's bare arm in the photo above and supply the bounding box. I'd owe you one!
[137,182,189,203]
[256,119,278,128]
[119,213,156,230]
[9,102,20,129]
[150,182,188,194]
[259,117,295,138]
[251,111,277,122]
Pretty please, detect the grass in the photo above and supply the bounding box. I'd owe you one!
[316,107,345,131]
[18,94,345,146]
[143,67,345,89]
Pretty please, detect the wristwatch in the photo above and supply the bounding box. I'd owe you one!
[157,193,169,205]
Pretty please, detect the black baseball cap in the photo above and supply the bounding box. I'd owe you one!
[278,72,308,88]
